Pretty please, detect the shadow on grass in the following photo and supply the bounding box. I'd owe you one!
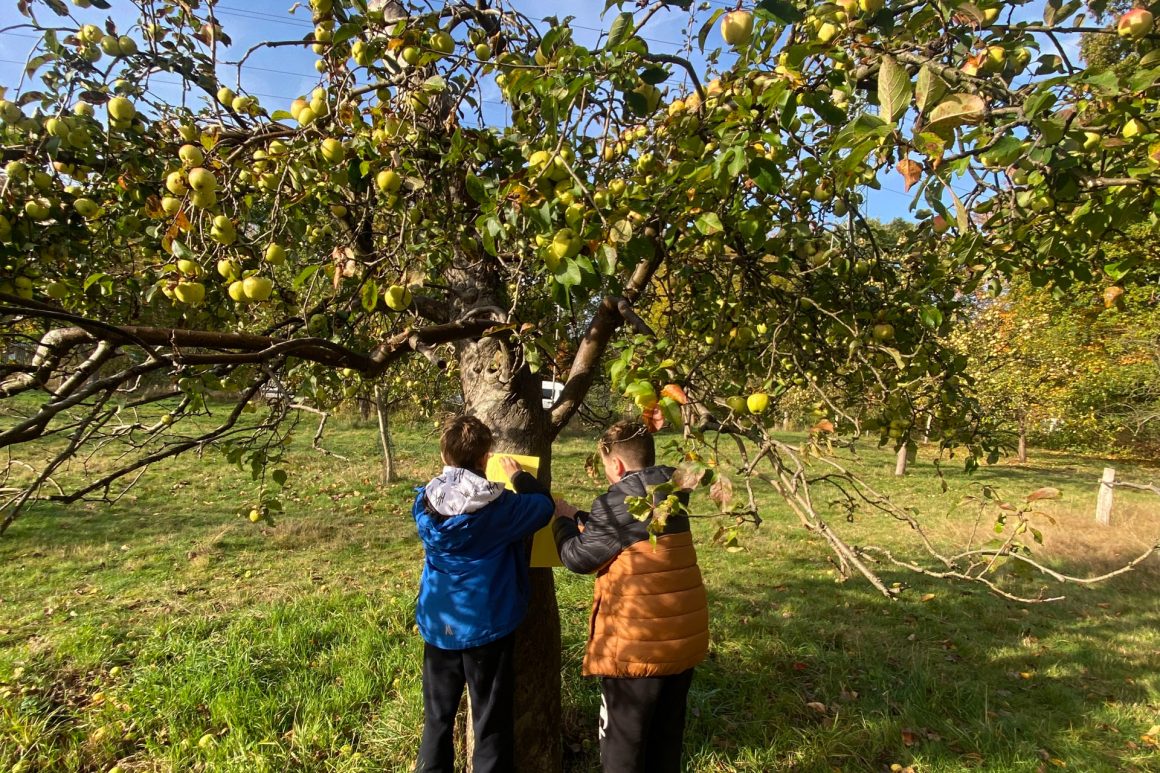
[668,570,1160,772]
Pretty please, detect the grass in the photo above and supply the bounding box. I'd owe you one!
[0,403,1158,772]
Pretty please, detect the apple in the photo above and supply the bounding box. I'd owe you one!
[1118,8,1153,39]
[242,276,273,301]
[45,281,68,300]
[431,30,455,55]
[474,43,492,60]
[173,281,205,305]
[73,197,100,218]
[217,87,236,105]
[320,137,345,163]
[178,144,204,167]
[118,35,137,55]
[107,96,135,122]
[79,24,102,43]
[376,168,402,193]
[720,10,754,47]
[385,284,412,311]
[981,6,1000,26]
[248,509,262,523]
[176,258,201,276]
[25,198,51,220]
[227,280,246,302]
[1083,131,1102,150]
[210,215,236,245]
[264,244,287,265]
[932,214,949,234]
[984,44,1006,72]
[5,160,28,181]
[217,258,241,280]
[190,189,217,209]
[549,228,583,261]
[747,393,770,414]
[187,167,216,192]
[725,395,749,415]
[872,322,895,342]
[160,196,181,215]
[401,46,421,66]
[859,0,885,12]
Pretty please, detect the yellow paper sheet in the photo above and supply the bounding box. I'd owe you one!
[484,454,561,568]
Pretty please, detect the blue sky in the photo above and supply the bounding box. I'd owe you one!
[0,1,1081,223]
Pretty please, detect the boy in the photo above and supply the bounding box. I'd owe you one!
[552,420,709,773]
[412,415,554,773]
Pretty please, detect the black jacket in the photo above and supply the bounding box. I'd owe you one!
[552,465,691,575]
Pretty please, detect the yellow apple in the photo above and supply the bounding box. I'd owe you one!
[173,281,205,305]
[242,276,273,301]
[746,393,770,414]
[178,144,204,167]
[385,284,412,311]
[264,243,287,265]
[720,10,754,47]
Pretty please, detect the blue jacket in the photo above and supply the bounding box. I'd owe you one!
[413,466,553,650]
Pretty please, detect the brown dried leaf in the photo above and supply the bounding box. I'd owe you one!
[709,475,734,511]
[897,158,923,192]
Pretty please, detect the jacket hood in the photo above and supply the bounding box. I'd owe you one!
[423,466,504,517]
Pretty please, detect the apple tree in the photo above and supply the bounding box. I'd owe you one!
[2,0,1160,768]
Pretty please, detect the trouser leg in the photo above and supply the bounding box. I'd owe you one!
[416,642,467,773]
[599,676,656,773]
[643,669,694,773]
[463,634,516,773]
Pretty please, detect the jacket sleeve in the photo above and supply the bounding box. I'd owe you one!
[553,495,622,574]
[485,473,554,545]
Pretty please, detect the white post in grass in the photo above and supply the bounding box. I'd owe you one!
[1095,467,1116,526]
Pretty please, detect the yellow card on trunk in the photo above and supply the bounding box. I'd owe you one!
[484,454,561,568]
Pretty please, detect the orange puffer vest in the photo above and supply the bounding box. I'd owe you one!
[583,530,709,678]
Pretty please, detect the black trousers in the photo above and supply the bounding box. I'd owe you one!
[416,634,515,773]
[599,668,695,773]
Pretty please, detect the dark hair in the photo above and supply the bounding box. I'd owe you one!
[598,420,655,468]
[441,415,493,469]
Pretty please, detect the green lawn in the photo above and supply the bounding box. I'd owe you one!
[1,406,1158,772]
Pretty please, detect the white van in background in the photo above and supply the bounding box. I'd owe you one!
[541,380,564,409]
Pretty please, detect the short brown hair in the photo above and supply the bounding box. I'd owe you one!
[598,420,654,468]
[441,415,493,468]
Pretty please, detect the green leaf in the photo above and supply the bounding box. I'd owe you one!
[697,9,726,52]
[695,212,723,235]
[271,469,288,486]
[878,55,911,123]
[757,0,804,24]
[465,174,488,204]
[919,305,943,329]
[607,12,633,50]
[1044,0,1081,26]
[422,75,446,92]
[170,240,194,261]
[554,259,582,287]
[639,66,670,85]
[749,157,783,194]
[915,65,948,114]
[1023,90,1057,119]
[361,279,379,312]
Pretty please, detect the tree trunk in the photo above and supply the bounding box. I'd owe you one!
[1017,422,1028,464]
[894,442,908,476]
[457,335,562,773]
[923,413,933,444]
[374,385,395,484]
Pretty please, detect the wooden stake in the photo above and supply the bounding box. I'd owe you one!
[1096,467,1115,526]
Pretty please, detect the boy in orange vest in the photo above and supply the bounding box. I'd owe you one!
[552,420,709,773]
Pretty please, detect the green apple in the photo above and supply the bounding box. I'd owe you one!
[385,284,412,311]
[474,42,492,60]
[73,197,100,218]
[25,198,51,220]
[217,258,241,280]
[725,395,749,415]
[227,280,246,301]
[173,281,205,305]
[320,137,344,163]
[187,167,216,192]
[161,196,181,214]
[107,96,135,122]
[242,276,273,301]
[178,144,204,167]
[376,168,402,193]
[872,323,895,342]
[747,393,770,414]
[549,228,583,261]
[431,30,455,55]
[45,281,68,300]
[264,244,287,265]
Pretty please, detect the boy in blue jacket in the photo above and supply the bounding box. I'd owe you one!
[412,415,554,773]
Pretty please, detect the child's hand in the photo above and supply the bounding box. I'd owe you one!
[498,455,524,480]
[554,497,579,520]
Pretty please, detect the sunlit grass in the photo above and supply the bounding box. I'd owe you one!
[0,404,1157,772]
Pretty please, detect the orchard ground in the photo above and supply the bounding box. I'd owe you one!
[1,406,1158,772]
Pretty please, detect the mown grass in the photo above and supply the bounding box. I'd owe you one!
[0,402,1158,772]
